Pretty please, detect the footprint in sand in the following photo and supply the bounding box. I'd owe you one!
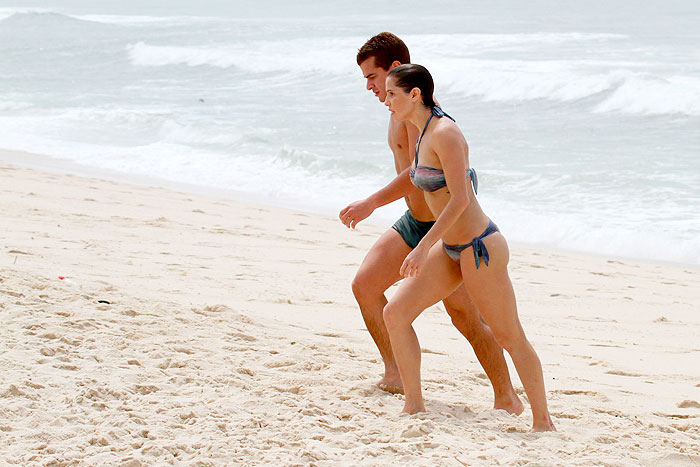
[421,348,447,355]
[594,434,618,444]
[134,384,160,395]
[654,412,696,420]
[317,332,342,338]
[593,407,627,418]
[227,332,257,342]
[272,385,302,395]
[1,385,28,398]
[401,421,435,438]
[264,360,297,369]
[54,364,78,371]
[8,249,32,255]
[649,453,700,467]
[551,411,581,419]
[553,389,598,396]
[606,369,643,377]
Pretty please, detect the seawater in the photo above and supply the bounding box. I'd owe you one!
[1,1,699,266]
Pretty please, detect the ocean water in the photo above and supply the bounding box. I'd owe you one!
[1,1,699,266]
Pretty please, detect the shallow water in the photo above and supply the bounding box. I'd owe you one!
[1,0,699,265]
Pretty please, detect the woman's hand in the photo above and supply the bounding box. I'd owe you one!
[400,244,429,278]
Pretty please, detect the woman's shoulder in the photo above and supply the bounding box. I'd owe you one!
[432,118,464,143]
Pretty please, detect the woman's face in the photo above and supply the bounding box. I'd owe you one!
[384,76,415,121]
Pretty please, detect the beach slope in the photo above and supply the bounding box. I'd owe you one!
[1,159,699,465]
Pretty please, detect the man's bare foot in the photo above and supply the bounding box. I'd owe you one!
[494,392,525,416]
[529,419,557,432]
[377,372,403,395]
[401,401,426,414]
[378,382,404,394]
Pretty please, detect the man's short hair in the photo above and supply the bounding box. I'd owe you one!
[356,32,410,70]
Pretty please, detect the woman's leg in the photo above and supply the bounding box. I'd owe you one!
[460,233,555,431]
[383,242,463,413]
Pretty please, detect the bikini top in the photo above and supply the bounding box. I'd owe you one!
[409,106,478,194]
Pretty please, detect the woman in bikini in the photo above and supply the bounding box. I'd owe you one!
[381,64,555,432]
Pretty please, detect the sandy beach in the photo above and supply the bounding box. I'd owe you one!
[1,151,699,466]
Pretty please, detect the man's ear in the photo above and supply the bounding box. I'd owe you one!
[388,60,402,70]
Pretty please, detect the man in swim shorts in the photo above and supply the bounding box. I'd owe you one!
[339,32,523,414]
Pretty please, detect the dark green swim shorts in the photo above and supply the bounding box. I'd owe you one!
[391,210,435,249]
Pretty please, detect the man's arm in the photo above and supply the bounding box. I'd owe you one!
[339,167,413,229]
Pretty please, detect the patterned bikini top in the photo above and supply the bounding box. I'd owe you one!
[409,106,478,194]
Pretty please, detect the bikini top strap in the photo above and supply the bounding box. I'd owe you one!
[414,106,456,167]
[414,112,435,167]
[432,105,455,122]
[467,168,478,195]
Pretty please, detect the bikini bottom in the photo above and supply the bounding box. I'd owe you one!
[442,220,499,269]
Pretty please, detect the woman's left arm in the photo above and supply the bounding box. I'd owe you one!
[400,125,470,277]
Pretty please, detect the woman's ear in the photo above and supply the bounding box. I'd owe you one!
[410,87,421,103]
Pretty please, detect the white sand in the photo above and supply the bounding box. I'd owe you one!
[1,152,699,466]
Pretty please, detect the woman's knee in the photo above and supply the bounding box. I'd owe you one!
[382,300,407,331]
[491,325,526,354]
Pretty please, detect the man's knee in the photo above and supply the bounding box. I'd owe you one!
[444,301,482,336]
[351,272,364,299]
[351,268,376,302]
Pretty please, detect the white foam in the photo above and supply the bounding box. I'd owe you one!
[411,32,628,53]
[429,58,616,103]
[1,106,698,266]
[0,9,215,26]
[595,74,700,116]
[0,8,53,21]
[126,36,700,117]
[126,39,360,75]
[0,100,31,111]
[489,200,700,266]
[76,14,217,26]
[2,8,699,266]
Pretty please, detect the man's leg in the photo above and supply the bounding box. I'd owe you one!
[442,286,524,415]
[352,228,412,392]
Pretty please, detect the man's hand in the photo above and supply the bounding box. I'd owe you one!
[339,199,375,229]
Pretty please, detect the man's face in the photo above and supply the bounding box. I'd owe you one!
[359,57,391,102]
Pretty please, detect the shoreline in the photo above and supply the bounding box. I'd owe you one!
[2,147,698,272]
